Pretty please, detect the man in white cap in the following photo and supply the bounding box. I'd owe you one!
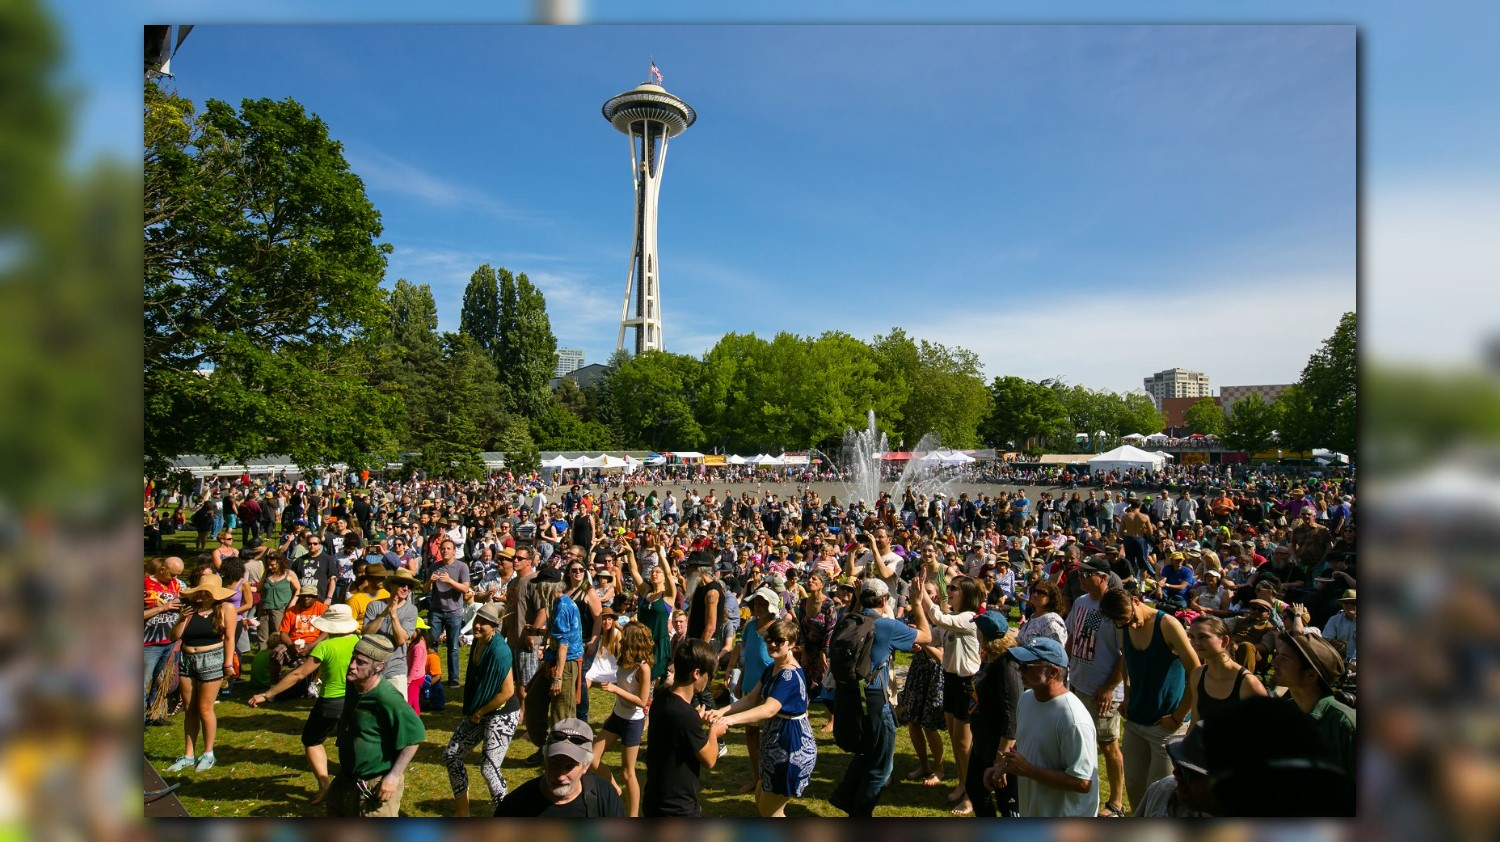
[327,634,426,817]
[249,603,360,805]
[493,718,624,816]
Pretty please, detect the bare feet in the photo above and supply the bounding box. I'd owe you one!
[920,773,944,787]
[950,800,974,817]
[903,767,932,782]
[738,780,758,795]
[947,786,967,803]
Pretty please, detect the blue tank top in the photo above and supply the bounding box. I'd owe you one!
[1122,611,1186,724]
[739,618,773,694]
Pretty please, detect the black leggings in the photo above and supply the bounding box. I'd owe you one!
[967,732,1018,818]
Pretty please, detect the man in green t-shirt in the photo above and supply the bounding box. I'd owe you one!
[249,603,360,805]
[328,634,426,817]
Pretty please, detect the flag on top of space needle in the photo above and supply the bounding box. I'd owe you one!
[649,58,663,85]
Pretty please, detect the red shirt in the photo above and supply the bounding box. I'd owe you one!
[144,575,182,646]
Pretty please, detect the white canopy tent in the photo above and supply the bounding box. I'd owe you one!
[541,454,575,468]
[1155,450,1175,461]
[726,454,748,465]
[921,450,974,465]
[1121,433,1147,442]
[582,454,629,470]
[1144,433,1170,444]
[753,453,785,466]
[1088,444,1168,474]
[672,451,706,461]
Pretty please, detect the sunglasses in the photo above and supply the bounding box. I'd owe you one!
[765,637,790,646]
[547,730,591,747]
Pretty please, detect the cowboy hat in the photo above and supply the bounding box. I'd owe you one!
[181,574,235,602]
[473,602,504,628]
[386,568,424,592]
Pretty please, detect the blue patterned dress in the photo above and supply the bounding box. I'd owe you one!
[758,665,817,797]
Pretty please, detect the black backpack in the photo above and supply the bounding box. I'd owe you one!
[828,611,882,752]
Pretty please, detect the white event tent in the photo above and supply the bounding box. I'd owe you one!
[1088,445,1168,474]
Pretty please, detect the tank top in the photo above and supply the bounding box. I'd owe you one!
[1194,667,1248,724]
[574,589,597,645]
[611,662,648,721]
[1122,611,1186,724]
[688,580,726,642]
[182,610,222,647]
[261,575,294,611]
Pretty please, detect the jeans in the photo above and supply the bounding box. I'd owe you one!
[144,643,175,716]
[211,513,224,537]
[830,696,896,817]
[430,610,464,681]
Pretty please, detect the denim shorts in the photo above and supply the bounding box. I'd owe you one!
[602,712,645,747]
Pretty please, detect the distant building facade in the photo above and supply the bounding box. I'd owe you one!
[548,362,611,392]
[1144,368,1211,408]
[555,348,586,378]
[1161,396,1221,435]
[1218,384,1291,412]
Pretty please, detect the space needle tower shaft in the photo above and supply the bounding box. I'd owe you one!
[602,66,695,355]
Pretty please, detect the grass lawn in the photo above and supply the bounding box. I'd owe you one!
[146,536,1129,817]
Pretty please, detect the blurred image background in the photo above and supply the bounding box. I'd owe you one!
[2,0,1497,837]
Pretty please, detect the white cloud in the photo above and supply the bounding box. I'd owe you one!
[1364,178,1500,369]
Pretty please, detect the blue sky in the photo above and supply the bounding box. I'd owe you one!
[57,2,1500,389]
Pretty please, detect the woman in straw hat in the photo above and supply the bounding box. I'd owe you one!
[165,573,236,773]
[248,603,361,805]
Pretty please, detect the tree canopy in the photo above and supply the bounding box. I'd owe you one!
[144,82,400,475]
[1184,396,1226,436]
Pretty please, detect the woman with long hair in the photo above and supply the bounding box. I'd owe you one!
[165,574,236,773]
[566,556,603,722]
[710,617,816,817]
[1017,579,1069,649]
[591,620,654,816]
[626,537,676,687]
[966,612,1022,817]
[256,552,299,651]
[916,574,983,815]
[897,577,948,788]
[1183,615,1268,726]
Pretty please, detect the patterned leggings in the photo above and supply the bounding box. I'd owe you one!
[443,709,520,810]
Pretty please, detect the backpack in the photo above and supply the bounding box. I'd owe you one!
[828,611,881,752]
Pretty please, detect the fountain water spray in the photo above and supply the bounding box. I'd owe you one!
[811,410,961,511]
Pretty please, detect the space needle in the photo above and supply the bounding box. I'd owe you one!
[602,62,696,356]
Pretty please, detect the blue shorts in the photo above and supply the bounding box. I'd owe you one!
[602,712,645,747]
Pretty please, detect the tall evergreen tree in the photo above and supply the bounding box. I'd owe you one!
[507,272,559,420]
[459,264,501,356]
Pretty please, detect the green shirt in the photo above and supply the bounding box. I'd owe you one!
[336,677,426,779]
[308,634,359,700]
[1309,694,1356,778]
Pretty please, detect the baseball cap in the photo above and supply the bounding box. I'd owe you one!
[1079,557,1112,574]
[974,612,1009,641]
[545,718,595,766]
[1010,638,1069,669]
[1166,726,1210,776]
[860,578,890,598]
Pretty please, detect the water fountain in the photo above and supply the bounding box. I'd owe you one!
[811,410,961,510]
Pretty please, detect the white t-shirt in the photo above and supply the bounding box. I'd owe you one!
[1015,689,1099,817]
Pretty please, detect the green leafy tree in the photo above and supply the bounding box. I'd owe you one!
[1272,385,1320,453]
[144,83,400,474]
[1183,397,1226,436]
[981,376,1070,451]
[531,401,615,451]
[1223,393,1280,454]
[1114,392,1166,438]
[607,350,704,450]
[869,328,919,443]
[903,340,991,449]
[1298,312,1357,456]
[698,332,773,453]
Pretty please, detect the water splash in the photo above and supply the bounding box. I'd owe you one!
[811,410,960,511]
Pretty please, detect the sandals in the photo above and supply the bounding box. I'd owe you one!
[1098,802,1125,817]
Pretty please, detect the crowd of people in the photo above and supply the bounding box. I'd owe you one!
[143,465,1356,817]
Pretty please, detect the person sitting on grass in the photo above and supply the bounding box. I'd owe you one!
[247,603,360,805]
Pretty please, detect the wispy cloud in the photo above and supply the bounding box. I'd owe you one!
[345,145,549,223]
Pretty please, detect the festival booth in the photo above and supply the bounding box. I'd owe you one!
[1121,433,1147,443]
[752,453,785,466]
[582,454,629,471]
[920,450,975,465]
[726,454,748,465]
[1088,444,1168,475]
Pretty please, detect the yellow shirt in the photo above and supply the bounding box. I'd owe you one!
[347,592,372,623]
